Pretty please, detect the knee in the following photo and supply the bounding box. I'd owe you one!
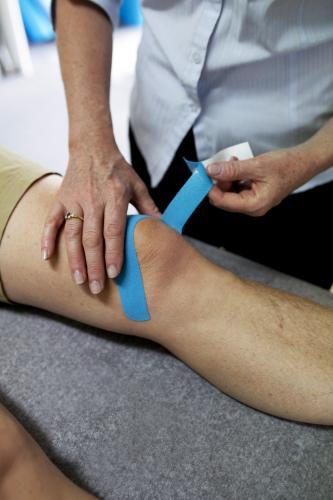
[132,217,201,325]
[134,217,197,291]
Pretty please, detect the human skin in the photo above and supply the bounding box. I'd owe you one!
[207,118,333,215]
[42,0,160,296]
[0,404,96,499]
[46,0,333,297]
[1,174,333,427]
[0,173,333,498]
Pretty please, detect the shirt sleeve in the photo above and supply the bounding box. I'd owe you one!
[51,0,121,29]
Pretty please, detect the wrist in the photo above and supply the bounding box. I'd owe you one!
[302,131,333,175]
[292,141,327,182]
[68,120,119,156]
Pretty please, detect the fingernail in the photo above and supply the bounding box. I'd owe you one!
[42,248,48,260]
[74,270,85,285]
[107,265,118,279]
[207,164,221,175]
[90,280,102,295]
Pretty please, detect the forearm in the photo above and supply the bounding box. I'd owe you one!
[294,116,333,184]
[303,116,333,173]
[279,115,333,195]
[55,0,117,151]
[49,1,157,284]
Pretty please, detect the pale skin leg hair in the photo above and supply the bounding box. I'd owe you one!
[0,173,333,498]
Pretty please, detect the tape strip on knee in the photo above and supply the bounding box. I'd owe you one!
[115,160,213,321]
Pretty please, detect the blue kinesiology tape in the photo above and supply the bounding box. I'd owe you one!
[115,214,151,321]
[115,159,213,322]
[161,159,213,232]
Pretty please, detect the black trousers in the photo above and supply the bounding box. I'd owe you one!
[129,126,333,289]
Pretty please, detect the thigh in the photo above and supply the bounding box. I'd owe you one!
[0,173,197,343]
[0,175,133,335]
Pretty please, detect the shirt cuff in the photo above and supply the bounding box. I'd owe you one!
[87,0,121,27]
[51,0,121,29]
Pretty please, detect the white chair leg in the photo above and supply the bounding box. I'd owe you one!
[0,0,33,76]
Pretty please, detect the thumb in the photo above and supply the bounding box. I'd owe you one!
[206,158,255,182]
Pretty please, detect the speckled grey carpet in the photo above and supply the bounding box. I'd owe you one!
[1,239,332,500]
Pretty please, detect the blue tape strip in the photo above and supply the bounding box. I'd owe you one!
[115,214,151,321]
[161,160,213,232]
[116,159,213,322]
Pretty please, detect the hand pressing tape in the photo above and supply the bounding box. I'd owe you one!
[116,142,253,321]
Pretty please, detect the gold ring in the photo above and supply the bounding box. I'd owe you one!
[64,211,84,222]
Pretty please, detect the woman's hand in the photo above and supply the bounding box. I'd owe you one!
[41,142,160,295]
[206,143,321,216]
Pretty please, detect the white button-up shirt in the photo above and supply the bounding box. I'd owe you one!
[83,0,333,191]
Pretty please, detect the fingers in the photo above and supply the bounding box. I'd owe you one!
[208,185,258,214]
[41,162,158,294]
[207,157,258,183]
[104,196,128,279]
[131,178,161,217]
[63,204,87,286]
[218,180,233,191]
[207,155,261,214]
[209,155,236,191]
[41,201,65,260]
[82,206,106,294]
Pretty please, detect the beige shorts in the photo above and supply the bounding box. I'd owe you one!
[0,147,62,304]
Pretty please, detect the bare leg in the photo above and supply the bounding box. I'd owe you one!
[1,174,333,426]
[0,403,96,499]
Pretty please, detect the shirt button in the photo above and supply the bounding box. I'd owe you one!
[192,52,202,64]
[190,103,199,113]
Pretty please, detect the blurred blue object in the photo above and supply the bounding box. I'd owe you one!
[19,0,55,43]
[120,0,143,26]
